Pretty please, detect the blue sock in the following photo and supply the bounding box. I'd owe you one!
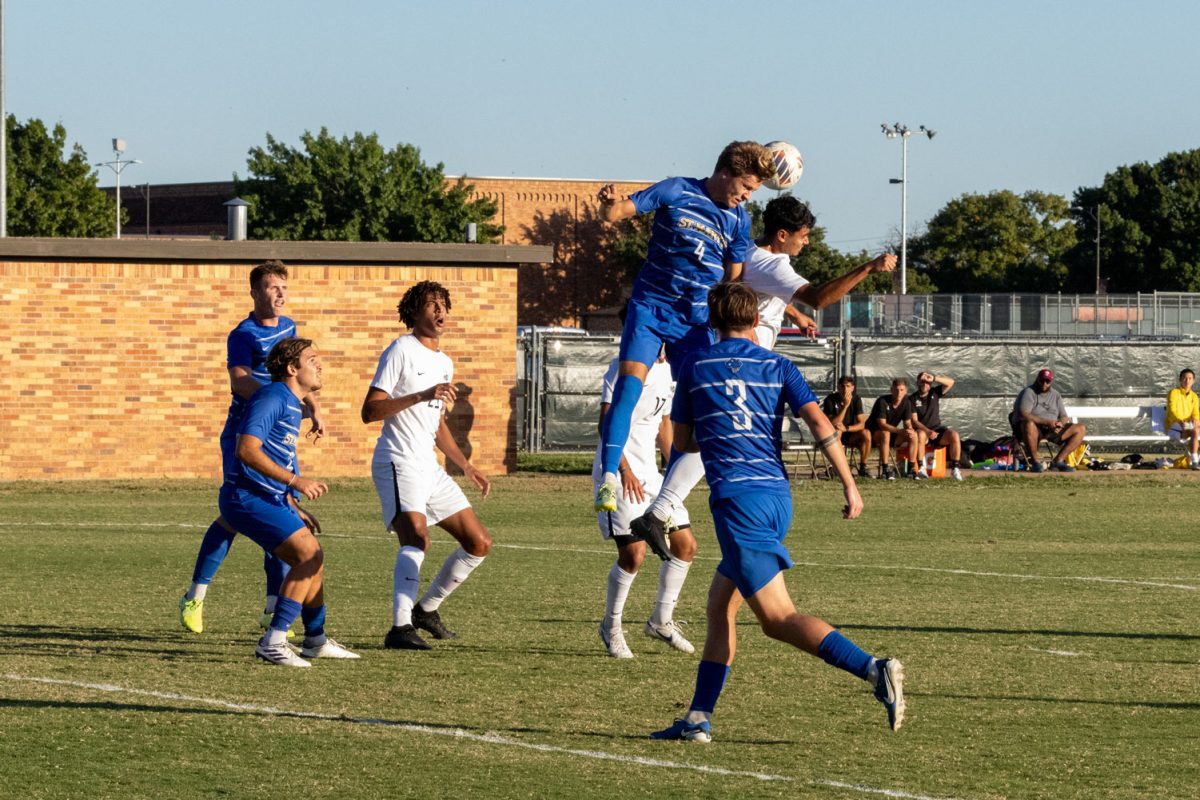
[301,605,326,639]
[600,374,645,476]
[270,597,303,634]
[817,630,873,681]
[191,521,235,584]
[264,554,290,597]
[689,660,731,713]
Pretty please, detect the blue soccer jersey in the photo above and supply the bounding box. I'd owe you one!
[225,381,303,497]
[629,177,753,325]
[223,314,297,438]
[672,337,817,500]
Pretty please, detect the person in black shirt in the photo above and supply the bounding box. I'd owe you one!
[822,375,872,478]
[866,378,920,480]
[909,371,965,481]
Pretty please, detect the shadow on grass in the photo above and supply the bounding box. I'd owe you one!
[839,622,1200,642]
[0,623,250,661]
[919,692,1200,711]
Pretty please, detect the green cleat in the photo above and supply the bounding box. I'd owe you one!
[258,611,297,640]
[178,595,204,634]
[594,481,618,513]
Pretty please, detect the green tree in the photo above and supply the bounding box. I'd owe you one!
[1070,148,1200,292]
[5,115,114,237]
[907,190,1075,292]
[233,128,501,242]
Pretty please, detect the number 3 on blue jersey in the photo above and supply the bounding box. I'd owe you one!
[725,379,752,430]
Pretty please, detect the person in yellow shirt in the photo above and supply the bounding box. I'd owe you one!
[1165,368,1200,469]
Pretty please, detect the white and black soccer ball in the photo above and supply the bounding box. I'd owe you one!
[763,140,803,191]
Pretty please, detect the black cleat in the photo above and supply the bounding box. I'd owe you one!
[412,605,458,640]
[630,511,671,561]
[384,624,431,651]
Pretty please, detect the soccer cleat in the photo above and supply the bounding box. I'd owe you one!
[412,605,458,640]
[178,595,204,634]
[644,620,694,654]
[879,465,897,481]
[951,467,964,482]
[1191,461,1200,471]
[916,467,930,479]
[300,638,361,659]
[650,718,712,743]
[384,624,431,651]
[599,619,634,659]
[908,467,923,481]
[254,639,311,668]
[258,611,297,640]
[873,658,906,731]
[630,511,672,561]
[594,481,619,513]
[857,464,875,479]
[1049,461,1075,473]
[1029,461,1046,474]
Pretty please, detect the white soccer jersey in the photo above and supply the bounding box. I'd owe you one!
[741,244,809,350]
[592,358,674,481]
[369,335,454,467]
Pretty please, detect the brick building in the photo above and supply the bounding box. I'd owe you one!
[108,176,653,328]
[0,238,550,481]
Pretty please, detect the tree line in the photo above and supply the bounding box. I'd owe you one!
[6,114,1198,295]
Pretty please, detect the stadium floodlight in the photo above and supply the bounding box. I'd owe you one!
[881,122,936,295]
[96,139,142,239]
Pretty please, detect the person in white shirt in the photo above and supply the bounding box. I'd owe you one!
[362,281,492,651]
[594,341,696,659]
[633,196,896,556]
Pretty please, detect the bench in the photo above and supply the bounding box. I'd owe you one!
[1063,405,1171,446]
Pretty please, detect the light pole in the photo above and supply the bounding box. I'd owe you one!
[881,122,935,295]
[1072,205,1102,294]
[96,138,141,239]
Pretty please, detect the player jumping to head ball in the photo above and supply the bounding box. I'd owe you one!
[593,141,776,515]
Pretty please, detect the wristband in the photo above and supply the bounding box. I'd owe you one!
[286,475,296,488]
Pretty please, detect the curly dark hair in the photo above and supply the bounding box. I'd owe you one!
[266,337,313,381]
[762,196,816,238]
[397,281,452,328]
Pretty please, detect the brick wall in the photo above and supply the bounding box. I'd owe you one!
[0,239,548,481]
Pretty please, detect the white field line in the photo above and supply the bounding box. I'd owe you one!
[1027,646,1090,657]
[1,521,1195,591]
[2,673,961,800]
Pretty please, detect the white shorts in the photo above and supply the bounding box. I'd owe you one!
[592,467,690,540]
[373,460,470,530]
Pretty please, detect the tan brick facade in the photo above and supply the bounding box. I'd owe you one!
[467,178,652,327]
[0,239,550,481]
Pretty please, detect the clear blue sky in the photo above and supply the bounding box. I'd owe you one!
[8,1,1199,252]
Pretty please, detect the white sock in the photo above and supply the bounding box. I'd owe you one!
[684,709,712,725]
[605,563,637,626]
[186,583,208,601]
[266,627,289,646]
[1191,452,1199,464]
[392,545,426,627]
[263,594,277,614]
[650,557,691,626]
[418,547,484,612]
[648,451,706,521]
[602,471,619,487]
[866,657,880,684]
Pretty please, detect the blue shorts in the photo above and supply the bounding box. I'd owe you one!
[618,297,717,378]
[710,492,793,597]
[218,484,305,553]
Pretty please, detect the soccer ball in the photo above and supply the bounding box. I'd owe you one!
[763,141,803,190]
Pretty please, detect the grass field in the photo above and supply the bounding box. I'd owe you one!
[1,472,1197,799]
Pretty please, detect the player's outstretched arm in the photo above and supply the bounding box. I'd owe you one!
[796,401,862,520]
[794,253,897,310]
[435,417,490,498]
[596,184,638,223]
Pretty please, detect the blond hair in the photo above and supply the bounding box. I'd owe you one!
[714,141,775,182]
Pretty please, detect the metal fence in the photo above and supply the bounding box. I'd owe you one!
[519,326,1200,452]
[816,292,1200,338]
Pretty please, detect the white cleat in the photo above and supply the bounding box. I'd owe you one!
[300,637,361,660]
[599,619,634,659]
[255,639,311,668]
[644,620,695,654]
